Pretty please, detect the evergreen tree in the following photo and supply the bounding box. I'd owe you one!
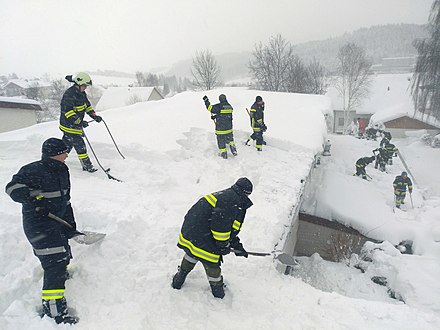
[411,0,440,120]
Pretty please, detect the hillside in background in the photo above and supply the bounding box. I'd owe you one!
[164,24,427,82]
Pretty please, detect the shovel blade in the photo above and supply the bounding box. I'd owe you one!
[72,231,106,245]
[275,253,298,267]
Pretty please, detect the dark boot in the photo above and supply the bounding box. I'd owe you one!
[81,158,98,173]
[220,152,228,159]
[210,282,225,299]
[172,267,189,289]
[230,145,238,156]
[42,297,79,325]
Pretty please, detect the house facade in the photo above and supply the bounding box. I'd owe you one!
[0,97,41,133]
[4,79,52,99]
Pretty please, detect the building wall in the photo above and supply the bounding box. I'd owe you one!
[5,84,23,97]
[333,110,371,134]
[148,88,164,101]
[0,108,37,133]
[295,215,376,262]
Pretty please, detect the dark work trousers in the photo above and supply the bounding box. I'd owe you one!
[355,166,367,179]
[62,133,93,168]
[36,251,70,291]
[216,132,236,154]
[180,253,223,285]
[250,130,264,149]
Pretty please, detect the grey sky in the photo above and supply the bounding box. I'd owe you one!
[0,0,433,77]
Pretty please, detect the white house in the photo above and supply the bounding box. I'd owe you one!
[0,97,41,133]
[95,87,164,111]
[3,79,52,98]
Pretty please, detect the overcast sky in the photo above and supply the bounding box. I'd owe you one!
[0,0,433,78]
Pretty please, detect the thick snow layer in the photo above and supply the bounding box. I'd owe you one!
[1,89,439,329]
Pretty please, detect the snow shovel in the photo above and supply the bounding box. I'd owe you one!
[46,212,106,245]
[231,249,298,266]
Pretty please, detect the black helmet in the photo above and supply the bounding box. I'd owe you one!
[256,96,263,102]
[219,94,227,102]
[401,171,408,177]
[234,177,253,195]
[42,138,68,158]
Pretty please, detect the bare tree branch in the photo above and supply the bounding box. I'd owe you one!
[191,50,222,91]
[334,42,372,131]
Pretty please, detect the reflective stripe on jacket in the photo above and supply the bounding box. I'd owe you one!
[59,85,95,135]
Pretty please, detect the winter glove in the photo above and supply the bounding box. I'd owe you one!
[216,241,231,255]
[262,123,267,132]
[81,121,89,128]
[94,115,102,123]
[211,115,217,121]
[233,243,248,258]
[203,95,209,102]
[33,196,49,216]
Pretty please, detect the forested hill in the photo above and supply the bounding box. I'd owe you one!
[165,24,428,81]
[294,24,428,72]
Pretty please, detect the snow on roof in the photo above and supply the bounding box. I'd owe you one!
[0,96,40,105]
[326,73,415,117]
[96,86,158,111]
[5,78,52,88]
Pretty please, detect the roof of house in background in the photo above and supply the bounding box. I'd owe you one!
[0,96,42,110]
[4,79,52,89]
[96,86,163,111]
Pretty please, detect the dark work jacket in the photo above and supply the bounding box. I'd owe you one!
[204,99,234,134]
[393,176,413,193]
[5,158,76,250]
[250,101,265,131]
[59,85,96,135]
[356,157,374,168]
[177,184,253,265]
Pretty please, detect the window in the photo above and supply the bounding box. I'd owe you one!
[338,118,344,126]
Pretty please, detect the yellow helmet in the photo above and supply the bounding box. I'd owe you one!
[73,72,92,86]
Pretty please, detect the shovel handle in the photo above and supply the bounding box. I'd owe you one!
[231,248,271,256]
[47,212,85,236]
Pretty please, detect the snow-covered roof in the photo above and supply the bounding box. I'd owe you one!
[96,86,162,111]
[0,96,40,105]
[4,79,52,89]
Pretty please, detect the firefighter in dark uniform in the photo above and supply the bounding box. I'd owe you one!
[246,95,267,151]
[354,156,376,180]
[60,72,102,172]
[373,148,388,172]
[5,138,79,324]
[172,177,253,299]
[203,94,237,159]
[393,171,413,208]
[384,142,398,165]
[380,131,392,148]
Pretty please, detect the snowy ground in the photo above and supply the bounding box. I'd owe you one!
[1,89,440,329]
